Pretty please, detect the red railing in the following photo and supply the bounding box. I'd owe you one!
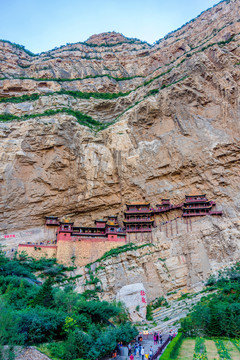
[183,205,212,209]
[185,198,208,203]
[154,204,182,213]
[105,230,126,235]
[124,218,153,222]
[209,211,223,215]
[73,231,105,235]
[182,212,208,217]
[126,228,152,232]
[152,336,171,359]
[125,209,152,214]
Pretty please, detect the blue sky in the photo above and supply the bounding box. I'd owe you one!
[0,0,219,53]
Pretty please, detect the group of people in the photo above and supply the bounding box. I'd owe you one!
[129,343,153,360]
[113,329,177,360]
[153,331,162,345]
[127,332,162,360]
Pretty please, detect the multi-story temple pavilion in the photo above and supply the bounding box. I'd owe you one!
[182,194,222,217]
[123,202,154,232]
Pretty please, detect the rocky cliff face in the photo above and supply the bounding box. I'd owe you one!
[0,0,240,295]
[74,215,240,302]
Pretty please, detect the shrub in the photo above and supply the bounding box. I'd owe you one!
[17,306,66,344]
[146,305,153,321]
[160,332,183,359]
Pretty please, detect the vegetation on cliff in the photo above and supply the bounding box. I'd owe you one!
[0,108,110,131]
[0,248,137,359]
[181,263,240,338]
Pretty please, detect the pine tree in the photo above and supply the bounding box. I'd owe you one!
[31,277,54,308]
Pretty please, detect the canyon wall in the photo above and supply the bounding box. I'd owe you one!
[0,0,240,297]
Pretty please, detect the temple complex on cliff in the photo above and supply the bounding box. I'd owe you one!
[17,195,222,265]
[56,216,126,241]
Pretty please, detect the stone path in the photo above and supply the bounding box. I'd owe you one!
[2,346,52,360]
[135,334,169,358]
[112,334,169,360]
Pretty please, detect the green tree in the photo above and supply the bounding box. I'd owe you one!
[31,277,54,308]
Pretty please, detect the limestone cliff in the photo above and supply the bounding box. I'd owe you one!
[0,0,240,296]
[74,216,240,301]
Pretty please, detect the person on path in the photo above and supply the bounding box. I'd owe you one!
[130,354,134,360]
[128,343,132,356]
[156,333,159,344]
[141,347,145,360]
[159,332,162,344]
[153,333,157,345]
[134,343,138,356]
[149,346,153,360]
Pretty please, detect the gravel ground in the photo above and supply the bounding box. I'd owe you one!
[2,346,52,360]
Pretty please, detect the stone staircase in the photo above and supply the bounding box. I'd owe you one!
[149,290,214,333]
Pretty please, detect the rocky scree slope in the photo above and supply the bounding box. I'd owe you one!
[0,0,239,240]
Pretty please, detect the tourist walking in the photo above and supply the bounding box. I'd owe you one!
[149,346,153,360]
[130,354,134,360]
[141,347,145,360]
[156,332,159,344]
[159,332,162,344]
[153,333,157,345]
[128,343,132,356]
[134,342,138,356]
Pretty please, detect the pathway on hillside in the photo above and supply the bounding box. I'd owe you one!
[109,333,169,360]
[135,334,169,358]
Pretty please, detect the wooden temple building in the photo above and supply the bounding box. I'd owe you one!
[123,202,155,232]
[182,194,222,217]
[18,194,223,265]
[44,195,222,238]
[54,216,126,242]
[45,216,59,226]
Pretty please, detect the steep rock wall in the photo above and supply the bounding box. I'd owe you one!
[74,216,240,301]
[0,0,239,295]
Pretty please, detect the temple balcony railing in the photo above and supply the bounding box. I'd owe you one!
[126,228,152,232]
[209,211,223,215]
[124,218,153,222]
[105,230,126,235]
[154,204,183,212]
[125,210,153,215]
[73,231,105,235]
[185,198,208,203]
[155,206,172,212]
[182,212,209,217]
[183,205,212,209]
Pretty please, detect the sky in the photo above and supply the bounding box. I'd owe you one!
[0,0,220,54]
